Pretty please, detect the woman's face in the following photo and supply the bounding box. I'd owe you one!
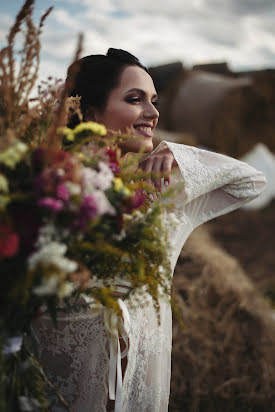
[94,65,159,154]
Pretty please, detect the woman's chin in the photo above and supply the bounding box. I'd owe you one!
[119,137,153,154]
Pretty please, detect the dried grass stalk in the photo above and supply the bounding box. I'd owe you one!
[46,33,84,148]
[0,0,52,142]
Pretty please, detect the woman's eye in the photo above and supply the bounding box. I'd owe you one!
[152,100,159,108]
[126,96,141,104]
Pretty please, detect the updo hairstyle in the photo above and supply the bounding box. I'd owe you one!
[66,48,147,127]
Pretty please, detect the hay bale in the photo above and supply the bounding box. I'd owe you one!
[153,68,275,158]
[210,207,275,293]
[170,226,275,412]
[148,62,184,94]
[164,70,252,156]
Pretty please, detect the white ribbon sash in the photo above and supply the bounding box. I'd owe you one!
[104,297,131,412]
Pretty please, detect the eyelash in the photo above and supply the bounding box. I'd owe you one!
[127,97,141,104]
[126,96,159,108]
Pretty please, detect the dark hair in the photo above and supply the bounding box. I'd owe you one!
[66,48,148,126]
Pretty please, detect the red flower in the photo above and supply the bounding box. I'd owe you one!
[0,224,19,261]
[126,189,146,213]
[106,149,117,163]
[106,149,120,174]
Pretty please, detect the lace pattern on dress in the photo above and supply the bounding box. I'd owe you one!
[32,310,109,412]
[122,297,172,412]
[153,141,265,204]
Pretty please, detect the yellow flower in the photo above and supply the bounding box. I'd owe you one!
[113,177,131,196]
[0,174,8,193]
[0,140,28,168]
[57,127,75,141]
[113,177,123,192]
[73,122,107,137]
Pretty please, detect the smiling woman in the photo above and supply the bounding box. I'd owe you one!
[93,66,159,154]
[33,48,267,412]
[66,49,159,154]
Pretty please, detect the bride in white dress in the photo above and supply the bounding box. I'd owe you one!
[33,48,266,412]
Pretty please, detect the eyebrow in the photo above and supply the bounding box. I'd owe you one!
[126,88,158,99]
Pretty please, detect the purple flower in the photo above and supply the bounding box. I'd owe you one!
[109,162,120,174]
[37,197,64,211]
[73,195,98,230]
[56,183,70,202]
[80,195,98,220]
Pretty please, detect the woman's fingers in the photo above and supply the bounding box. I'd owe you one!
[162,155,174,187]
[152,157,163,191]
[138,149,175,192]
[140,157,154,186]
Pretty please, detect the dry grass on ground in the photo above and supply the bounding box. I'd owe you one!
[170,226,275,412]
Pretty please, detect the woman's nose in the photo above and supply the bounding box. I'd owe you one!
[143,101,159,120]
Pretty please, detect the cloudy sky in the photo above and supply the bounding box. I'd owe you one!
[1,0,275,83]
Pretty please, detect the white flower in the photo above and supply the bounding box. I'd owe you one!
[134,210,144,219]
[28,241,77,298]
[97,161,114,190]
[82,162,114,194]
[93,190,115,216]
[65,181,81,196]
[82,167,97,195]
[166,212,180,227]
[80,293,95,305]
[33,275,75,298]
[123,213,133,222]
[35,222,58,247]
[58,281,75,298]
[113,229,126,241]
[33,275,59,296]
[28,242,77,273]
[79,292,100,310]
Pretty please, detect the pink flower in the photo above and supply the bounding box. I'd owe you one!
[56,183,70,202]
[0,224,19,261]
[81,196,98,217]
[37,197,64,211]
[109,162,120,174]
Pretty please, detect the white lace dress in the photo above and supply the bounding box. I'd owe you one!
[32,142,266,412]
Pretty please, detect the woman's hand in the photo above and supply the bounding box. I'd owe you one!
[138,148,178,191]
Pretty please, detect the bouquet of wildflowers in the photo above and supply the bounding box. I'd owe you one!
[0,121,174,411]
[1,121,172,322]
[0,1,174,410]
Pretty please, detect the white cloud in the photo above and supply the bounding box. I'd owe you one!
[0,0,274,85]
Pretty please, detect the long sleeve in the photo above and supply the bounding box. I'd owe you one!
[154,141,266,229]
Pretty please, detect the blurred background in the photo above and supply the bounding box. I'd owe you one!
[1,0,275,80]
[1,1,275,411]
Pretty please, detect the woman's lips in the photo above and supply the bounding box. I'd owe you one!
[133,125,153,138]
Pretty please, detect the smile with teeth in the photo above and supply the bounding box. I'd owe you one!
[134,125,153,137]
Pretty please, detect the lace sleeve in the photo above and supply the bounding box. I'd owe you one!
[153,141,266,228]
